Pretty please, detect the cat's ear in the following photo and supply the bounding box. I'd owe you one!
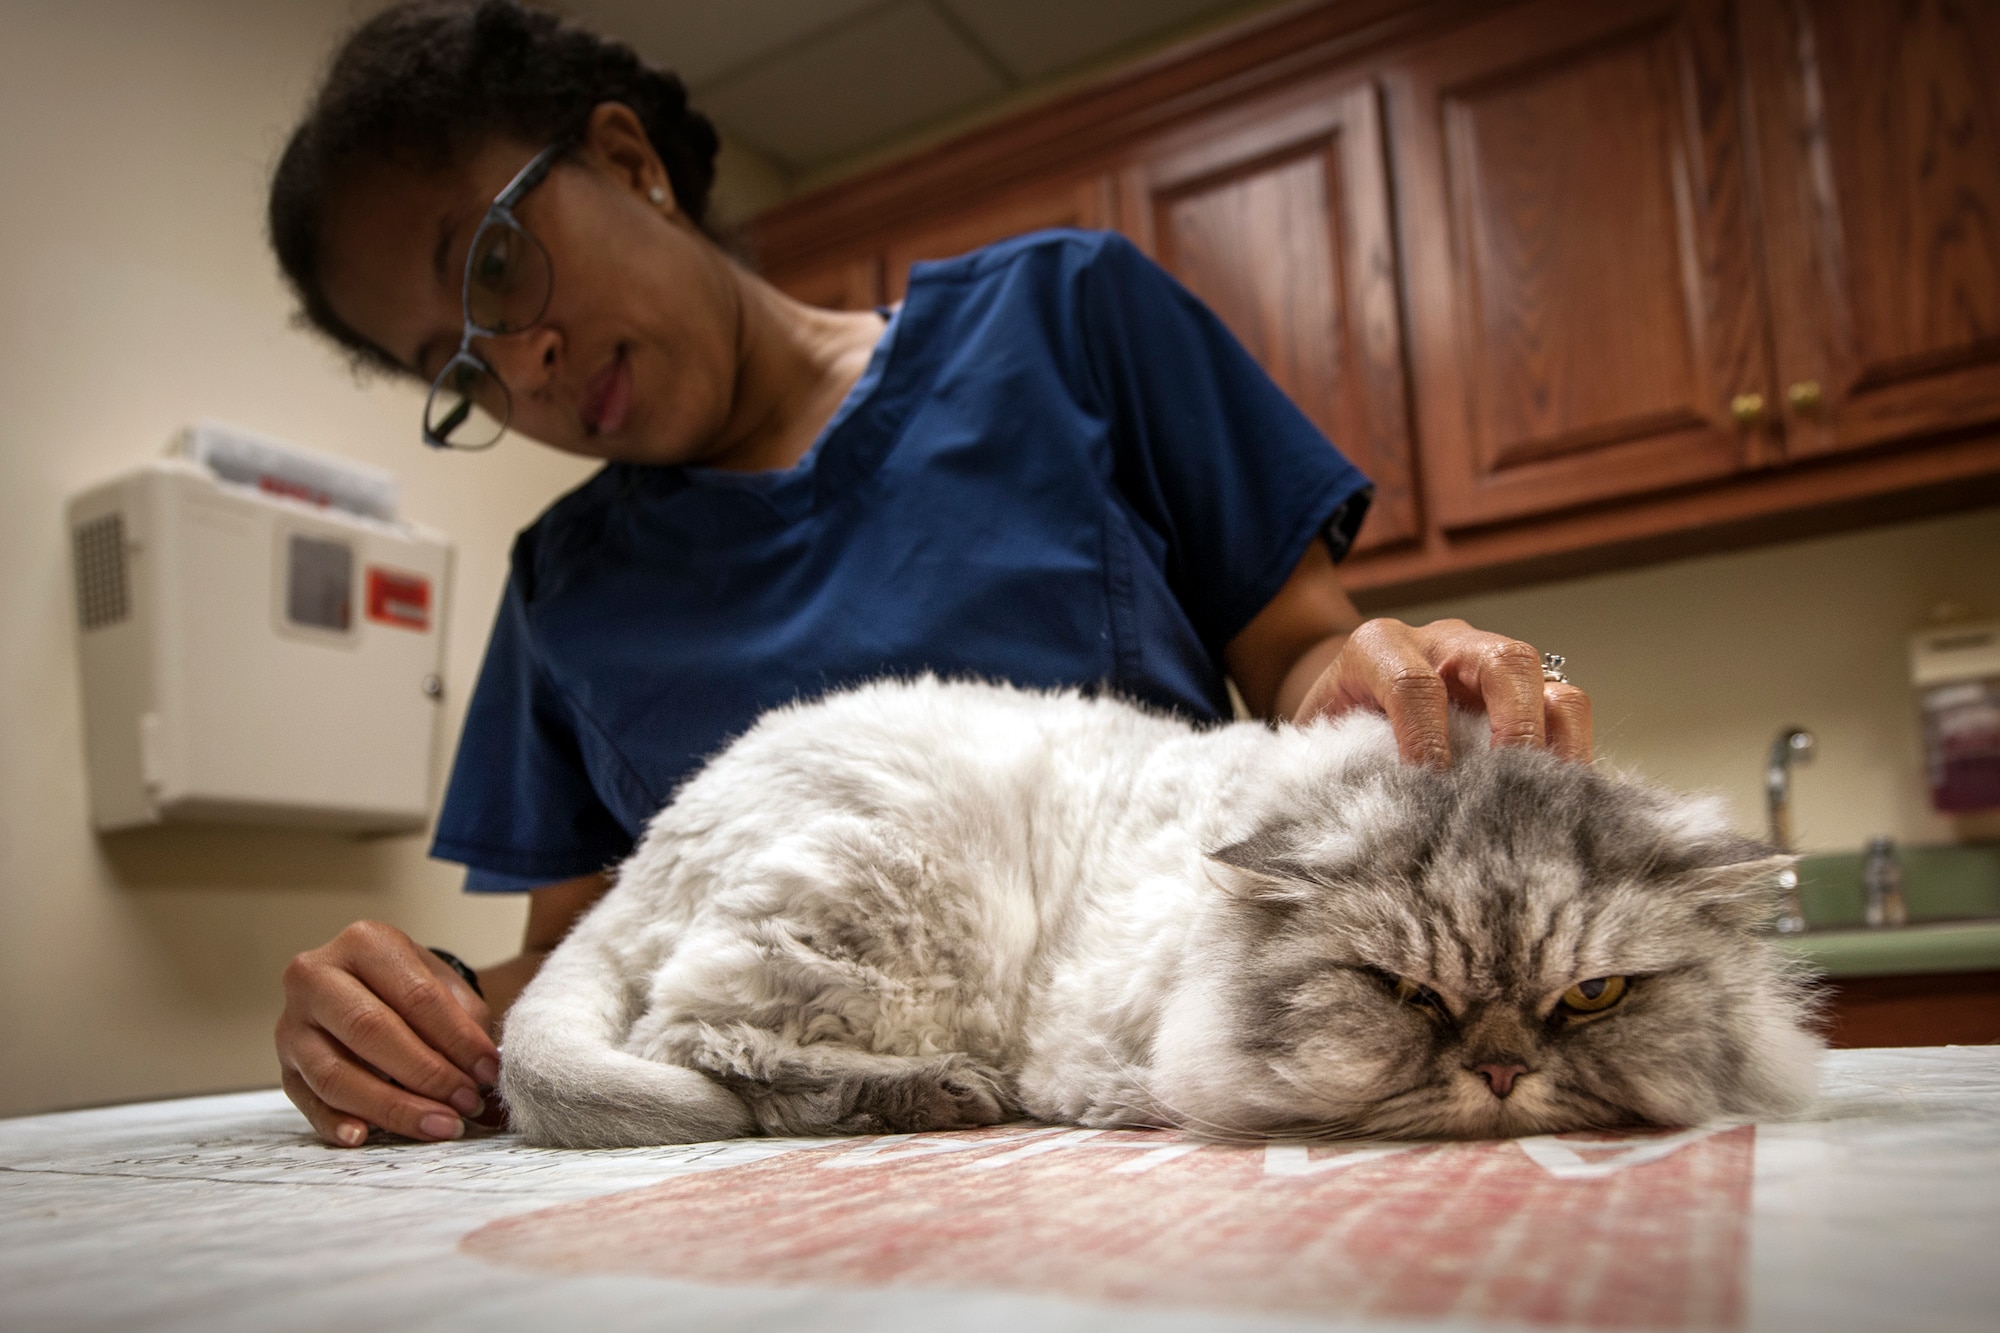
[1206,836,1322,905]
[1673,853,1798,931]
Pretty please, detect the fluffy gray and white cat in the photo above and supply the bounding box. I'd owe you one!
[501,677,1820,1149]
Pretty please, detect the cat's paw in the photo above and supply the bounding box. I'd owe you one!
[840,1057,1019,1133]
[928,1062,1020,1128]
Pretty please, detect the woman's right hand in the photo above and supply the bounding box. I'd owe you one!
[277,920,501,1147]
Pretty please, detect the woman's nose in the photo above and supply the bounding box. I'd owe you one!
[477,326,561,399]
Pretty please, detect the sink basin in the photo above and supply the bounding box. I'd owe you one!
[1780,845,2000,978]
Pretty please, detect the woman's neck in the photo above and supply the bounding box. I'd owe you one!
[699,266,887,474]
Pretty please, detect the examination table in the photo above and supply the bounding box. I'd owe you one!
[2,1046,1993,1332]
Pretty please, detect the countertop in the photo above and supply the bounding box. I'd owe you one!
[1780,919,2000,977]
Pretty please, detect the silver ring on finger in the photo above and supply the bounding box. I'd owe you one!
[1540,652,1570,685]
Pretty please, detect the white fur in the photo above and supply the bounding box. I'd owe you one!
[501,678,1394,1146]
[500,678,1817,1147]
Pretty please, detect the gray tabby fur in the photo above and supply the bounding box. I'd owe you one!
[500,677,1821,1148]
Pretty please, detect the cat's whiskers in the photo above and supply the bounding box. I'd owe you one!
[1159,1113,1378,1146]
[1356,1079,1469,1137]
[1115,1089,1281,1143]
[1068,1020,1393,1144]
[1266,1060,1413,1123]
[1558,1078,1647,1128]
[1068,1024,1309,1142]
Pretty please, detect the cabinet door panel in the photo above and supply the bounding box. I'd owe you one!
[883,176,1113,301]
[1121,80,1418,552]
[1750,0,2000,457]
[1391,0,1774,529]
[768,255,883,311]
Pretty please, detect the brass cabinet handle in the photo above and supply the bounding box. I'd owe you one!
[1787,380,1823,414]
[1730,392,1767,426]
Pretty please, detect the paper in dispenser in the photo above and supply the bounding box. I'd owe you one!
[1911,623,2000,815]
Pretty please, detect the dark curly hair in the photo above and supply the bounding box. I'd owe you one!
[269,0,720,376]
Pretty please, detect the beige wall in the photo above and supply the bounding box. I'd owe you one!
[1378,508,2000,855]
[0,0,596,1117]
[3,1,1997,1120]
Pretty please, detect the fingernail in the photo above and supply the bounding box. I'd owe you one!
[420,1113,464,1141]
[335,1123,365,1147]
[474,1056,500,1085]
[449,1087,485,1117]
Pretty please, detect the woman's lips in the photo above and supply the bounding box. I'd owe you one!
[581,347,633,437]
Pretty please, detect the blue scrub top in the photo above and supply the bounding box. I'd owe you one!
[432,230,1373,891]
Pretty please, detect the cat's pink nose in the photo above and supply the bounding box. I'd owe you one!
[1472,1062,1529,1099]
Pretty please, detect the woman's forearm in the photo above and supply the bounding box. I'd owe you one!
[474,948,554,1026]
[1272,632,1351,723]
[481,871,615,1026]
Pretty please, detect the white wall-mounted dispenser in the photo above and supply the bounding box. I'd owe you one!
[68,421,454,834]
[1909,620,2000,819]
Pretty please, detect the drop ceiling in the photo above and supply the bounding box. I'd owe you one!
[564,0,1285,182]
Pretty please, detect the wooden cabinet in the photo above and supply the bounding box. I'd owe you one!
[1387,0,1777,530]
[748,0,2000,604]
[1119,78,1419,553]
[1815,971,2000,1048]
[882,175,1113,301]
[764,176,1111,307]
[1746,0,2000,461]
[768,255,882,312]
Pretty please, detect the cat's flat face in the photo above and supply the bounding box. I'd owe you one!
[1190,732,1821,1140]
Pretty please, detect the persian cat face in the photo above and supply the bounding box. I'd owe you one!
[1185,737,1821,1140]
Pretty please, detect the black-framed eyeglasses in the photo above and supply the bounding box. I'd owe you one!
[422,141,568,450]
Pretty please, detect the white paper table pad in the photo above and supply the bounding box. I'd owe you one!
[3,1046,1995,1332]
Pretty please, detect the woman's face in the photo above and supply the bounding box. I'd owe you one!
[317,112,741,466]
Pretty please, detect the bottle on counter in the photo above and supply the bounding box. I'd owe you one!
[1862,836,1909,930]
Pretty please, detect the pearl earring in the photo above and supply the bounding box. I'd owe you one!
[648,186,667,205]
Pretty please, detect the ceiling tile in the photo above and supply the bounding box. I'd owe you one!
[563,0,885,87]
[697,2,1005,169]
[941,0,1233,81]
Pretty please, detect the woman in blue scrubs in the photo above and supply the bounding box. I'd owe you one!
[270,1,1590,1148]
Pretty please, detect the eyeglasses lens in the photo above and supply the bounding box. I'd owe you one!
[424,358,510,450]
[466,217,552,334]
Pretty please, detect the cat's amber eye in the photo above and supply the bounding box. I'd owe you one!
[1390,975,1447,1012]
[1559,975,1628,1014]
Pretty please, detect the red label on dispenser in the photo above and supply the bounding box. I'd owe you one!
[365,567,431,631]
[258,475,331,507]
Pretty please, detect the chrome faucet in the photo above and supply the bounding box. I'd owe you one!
[1766,727,1814,934]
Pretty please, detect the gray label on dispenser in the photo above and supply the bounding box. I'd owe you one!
[285,534,353,632]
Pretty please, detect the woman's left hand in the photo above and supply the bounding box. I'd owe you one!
[1223,540,1590,770]
[1291,617,1591,770]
